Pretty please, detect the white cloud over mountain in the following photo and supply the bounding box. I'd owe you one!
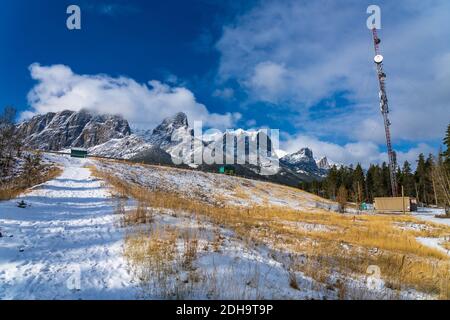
[281,134,435,168]
[23,63,240,130]
[217,0,450,152]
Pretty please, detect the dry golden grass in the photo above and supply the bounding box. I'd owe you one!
[232,185,251,201]
[119,201,154,227]
[0,166,62,201]
[92,166,450,299]
[124,222,205,298]
[182,230,199,270]
[442,240,450,251]
[125,226,179,297]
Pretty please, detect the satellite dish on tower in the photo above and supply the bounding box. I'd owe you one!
[374,55,384,64]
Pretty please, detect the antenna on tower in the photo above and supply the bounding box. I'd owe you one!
[371,28,398,197]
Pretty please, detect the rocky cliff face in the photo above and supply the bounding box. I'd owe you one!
[146,112,194,151]
[17,110,131,150]
[18,108,331,184]
[280,148,319,173]
[317,156,331,170]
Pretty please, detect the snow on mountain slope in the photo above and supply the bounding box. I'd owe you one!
[18,110,329,182]
[89,134,152,159]
[0,157,138,299]
[316,156,331,170]
[147,112,193,150]
[280,148,329,178]
[95,159,338,210]
[90,112,280,175]
[281,148,318,172]
[17,109,131,151]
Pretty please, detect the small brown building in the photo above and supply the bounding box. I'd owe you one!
[374,197,418,213]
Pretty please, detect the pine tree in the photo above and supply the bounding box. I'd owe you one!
[336,185,348,213]
[352,164,365,203]
[443,123,450,157]
[415,153,435,205]
[366,164,384,200]
[400,161,415,197]
[426,154,438,205]
[325,165,339,199]
[443,123,450,170]
[381,162,391,197]
[366,165,374,202]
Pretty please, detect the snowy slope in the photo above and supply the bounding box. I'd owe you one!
[0,155,331,299]
[95,160,339,210]
[0,157,138,299]
[0,154,440,300]
[89,134,152,159]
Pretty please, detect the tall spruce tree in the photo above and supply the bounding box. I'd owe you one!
[443,123,450,170]
[381,162,391,196]
[352,164,365,203]
[325,165,339,199]
[400,161,415,197]
[415,153,434,204]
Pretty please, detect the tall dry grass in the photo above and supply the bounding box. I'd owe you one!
[92,166,450,299]
[125,226,178,298]
[0,167,62,200]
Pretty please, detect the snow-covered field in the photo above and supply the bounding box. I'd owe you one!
[0,156,138,299]
[0,155,335,300]
[1,154,448,300]
[413,207,450,226]
[411,209,450,256]
[95,160,339,211]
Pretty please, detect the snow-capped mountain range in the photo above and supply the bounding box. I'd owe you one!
[16,110,130,150]
[17,110,333,184]
[280,148,329,177]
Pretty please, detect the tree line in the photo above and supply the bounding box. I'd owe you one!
[300,123,450,211]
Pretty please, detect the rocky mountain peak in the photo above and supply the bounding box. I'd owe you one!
[17,109,131,151]
[154,112,189,133]
[148,112,193,151]
[282,148,315,164]
[280,147,319,174]
[317,156,331,170]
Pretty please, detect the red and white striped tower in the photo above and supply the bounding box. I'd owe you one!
[372,28,398,197]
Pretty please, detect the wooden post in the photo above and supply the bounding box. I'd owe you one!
[402,185,406,215]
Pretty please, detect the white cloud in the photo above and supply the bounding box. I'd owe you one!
[24,63,240,130]
[248,61,288,103]
[217,0,450,144]
[281,134,435,168]
[212,87,235,99]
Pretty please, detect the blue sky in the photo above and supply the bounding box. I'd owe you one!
[1,0,449,166]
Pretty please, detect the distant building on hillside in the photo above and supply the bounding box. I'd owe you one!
[374,197,418,213]
[71,148,88,158]
[219,165,235,175]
